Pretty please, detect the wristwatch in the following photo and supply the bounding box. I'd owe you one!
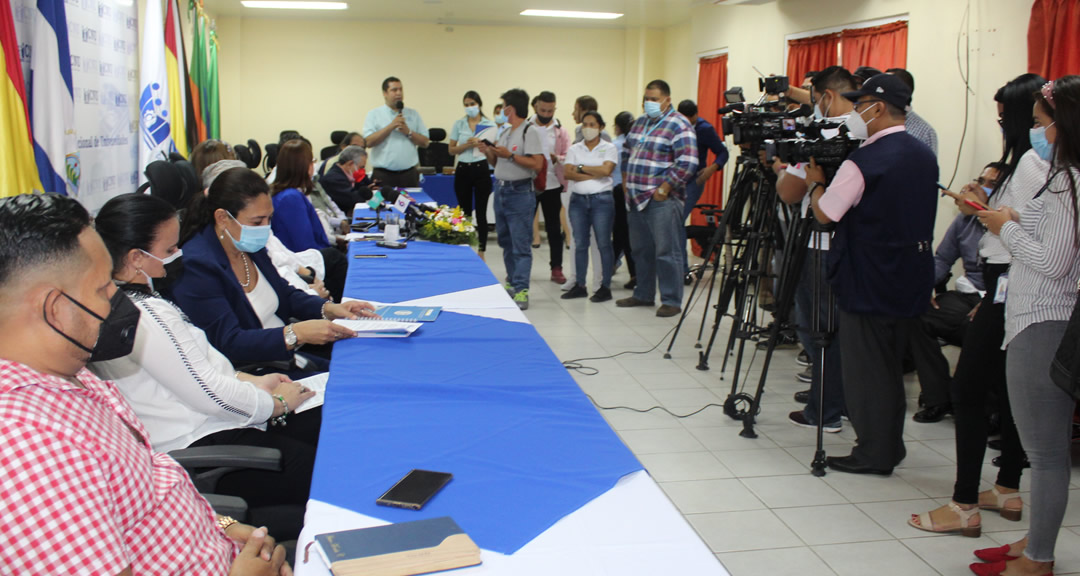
[577,164,585,174]
[284,324,298,349]
[217,515,239,533]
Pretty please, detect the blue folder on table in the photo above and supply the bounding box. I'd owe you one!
[374,306,442,322]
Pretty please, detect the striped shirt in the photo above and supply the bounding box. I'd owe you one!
[620,110,698,211]
[1000,167,1080,347]
[980,150,1052,264]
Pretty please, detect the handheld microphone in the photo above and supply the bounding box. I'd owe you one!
[395,101,404,114]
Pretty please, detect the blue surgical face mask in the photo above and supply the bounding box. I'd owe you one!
[225,212,271,253]
[465,105,479,118]
[1030,124,1055,162]
[644,100,662,119]
[981,185,995,198]
[495,110,508,125]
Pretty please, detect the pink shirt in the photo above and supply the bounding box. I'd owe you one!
[817,125,908,222]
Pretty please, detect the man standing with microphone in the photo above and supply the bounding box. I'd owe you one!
[363,77,430,188]
[805,74,938,475]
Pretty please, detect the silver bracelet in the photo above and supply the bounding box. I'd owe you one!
[271,394,290,427]
[321,301,331,320]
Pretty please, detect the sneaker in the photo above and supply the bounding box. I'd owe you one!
[789,410,841,433]
[616,296,654,308]
[561,285,588,300]
[793,389,810,404]
[796,349,811,367]
[590,286,613,302]
[624,277,637,290]
[551,267,566,284]
[656,305,681,318]
[504,283,514,295]
[796,367,812,383]
[513,289,529,310]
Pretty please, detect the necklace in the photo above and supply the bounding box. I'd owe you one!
[237,253,252,287]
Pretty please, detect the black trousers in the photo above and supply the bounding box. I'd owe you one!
[838,309,917,470]
[453,161,493,251]
[372,166,420,188]
[319,246,347,302]
[612,184,636,278]
[188,407,322,539]
[909,290,981,407]
[534,186,564,269]
[950,263,1024,504]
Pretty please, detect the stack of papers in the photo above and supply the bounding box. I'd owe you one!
[334,319,421,338]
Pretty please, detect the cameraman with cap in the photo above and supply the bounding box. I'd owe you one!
[806,73,939,475]
[774,66,858,434]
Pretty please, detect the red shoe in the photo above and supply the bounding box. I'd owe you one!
[550,267,566,284]
[975,545,1019,563]
[970,559,1053,576]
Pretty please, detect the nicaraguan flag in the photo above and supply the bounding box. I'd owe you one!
[30,0,76,195]
[138,0,175,182]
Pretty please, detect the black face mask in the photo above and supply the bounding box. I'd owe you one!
[44,290,141,363]
[535,114,553,125]
[154,256,184,295]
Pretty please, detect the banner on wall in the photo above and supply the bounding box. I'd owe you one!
[139,0,174,181]
[30,0,77,195]
[13,0,138,211]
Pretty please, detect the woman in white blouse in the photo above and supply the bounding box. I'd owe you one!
[91,192,319,539]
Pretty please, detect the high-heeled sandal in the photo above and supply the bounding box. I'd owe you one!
[974,545,1020,563]
[909,502,981,537]
[980,486,1023,521]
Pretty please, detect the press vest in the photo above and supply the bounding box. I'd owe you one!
[827,131,939,318]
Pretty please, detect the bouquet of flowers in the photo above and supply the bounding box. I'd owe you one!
[417,205,478,246]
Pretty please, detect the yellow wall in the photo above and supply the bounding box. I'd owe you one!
[673,0,1034,236]
[215,18,651,151]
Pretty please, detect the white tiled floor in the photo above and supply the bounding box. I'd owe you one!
[479,242,1080,575]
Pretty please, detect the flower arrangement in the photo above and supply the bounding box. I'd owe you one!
[417,205,478,246]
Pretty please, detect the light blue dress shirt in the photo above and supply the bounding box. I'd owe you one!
[449,116,497,164]
[362,105,430,171]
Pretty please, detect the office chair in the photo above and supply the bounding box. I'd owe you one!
[419,128,454,174]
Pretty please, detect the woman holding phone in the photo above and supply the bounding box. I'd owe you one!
[449,90,497,259]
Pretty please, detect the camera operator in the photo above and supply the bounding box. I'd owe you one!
[774,65,858,434]
[805,73,939,476]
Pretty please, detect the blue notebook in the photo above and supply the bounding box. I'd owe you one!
[374,306,442,322]
[310,516,481,576]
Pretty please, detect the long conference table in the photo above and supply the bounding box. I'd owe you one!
[294,199,726,575]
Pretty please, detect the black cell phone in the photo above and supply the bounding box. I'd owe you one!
[481,139,495,147]
[376,469,452,510]
[376,240,406,249]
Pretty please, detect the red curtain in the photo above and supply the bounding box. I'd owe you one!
[1028,0,1080,79]
[786,33,840,84]
[840,21,908,72]
[693,54,728,237]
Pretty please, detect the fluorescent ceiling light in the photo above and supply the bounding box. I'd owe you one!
[241,1,348,9]
[520,9,623,19]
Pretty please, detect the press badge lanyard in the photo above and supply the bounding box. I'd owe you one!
[631,109,673,162]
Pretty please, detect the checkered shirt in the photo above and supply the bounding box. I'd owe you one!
[619,110,699,211]
[0,359,238,575]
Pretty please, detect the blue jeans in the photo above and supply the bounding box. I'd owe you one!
[680,179,705,274]
[569,192,615,289]
[493,179,534,292]
[794,247,845,425]
[627,198,684,307]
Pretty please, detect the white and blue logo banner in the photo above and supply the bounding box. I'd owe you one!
[137,0,173,183]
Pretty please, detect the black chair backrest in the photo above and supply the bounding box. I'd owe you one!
[320,145,339,161]
[428,128,447,142]
[264,143,280,173]
[330,130,348,146]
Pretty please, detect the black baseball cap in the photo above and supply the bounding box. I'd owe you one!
[841,73,912,111]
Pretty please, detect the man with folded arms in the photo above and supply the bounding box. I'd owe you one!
[0,193,289,575]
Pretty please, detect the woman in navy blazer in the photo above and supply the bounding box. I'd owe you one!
[171,166,374,367]
[270,138,333,252]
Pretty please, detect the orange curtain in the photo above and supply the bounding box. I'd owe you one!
[1028,0,1080,78]
[786,33,840,84]
[840,21,908,72]
[693,54,727,235]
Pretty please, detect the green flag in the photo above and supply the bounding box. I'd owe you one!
[208,30,220,139]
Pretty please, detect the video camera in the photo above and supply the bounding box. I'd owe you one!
[718,77,810,156]
[773,119,861,170]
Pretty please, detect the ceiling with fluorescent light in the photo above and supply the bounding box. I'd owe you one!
[203,0,705,27]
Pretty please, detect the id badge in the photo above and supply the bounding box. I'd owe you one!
[993,274,1009,304]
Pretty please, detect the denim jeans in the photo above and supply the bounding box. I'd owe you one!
[493,178,534,292]
[1006,320,1074,563]
[569,192,615,289]
[680,179,705,274]
[794,248,845,425]
[627,197,684,307]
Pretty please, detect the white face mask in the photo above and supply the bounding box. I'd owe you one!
[137,248,183,292]
[465,105,479,118]
[581,127,600,142]
[844,102,878,140]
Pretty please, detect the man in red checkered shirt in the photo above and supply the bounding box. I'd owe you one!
[0,194,290,575]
